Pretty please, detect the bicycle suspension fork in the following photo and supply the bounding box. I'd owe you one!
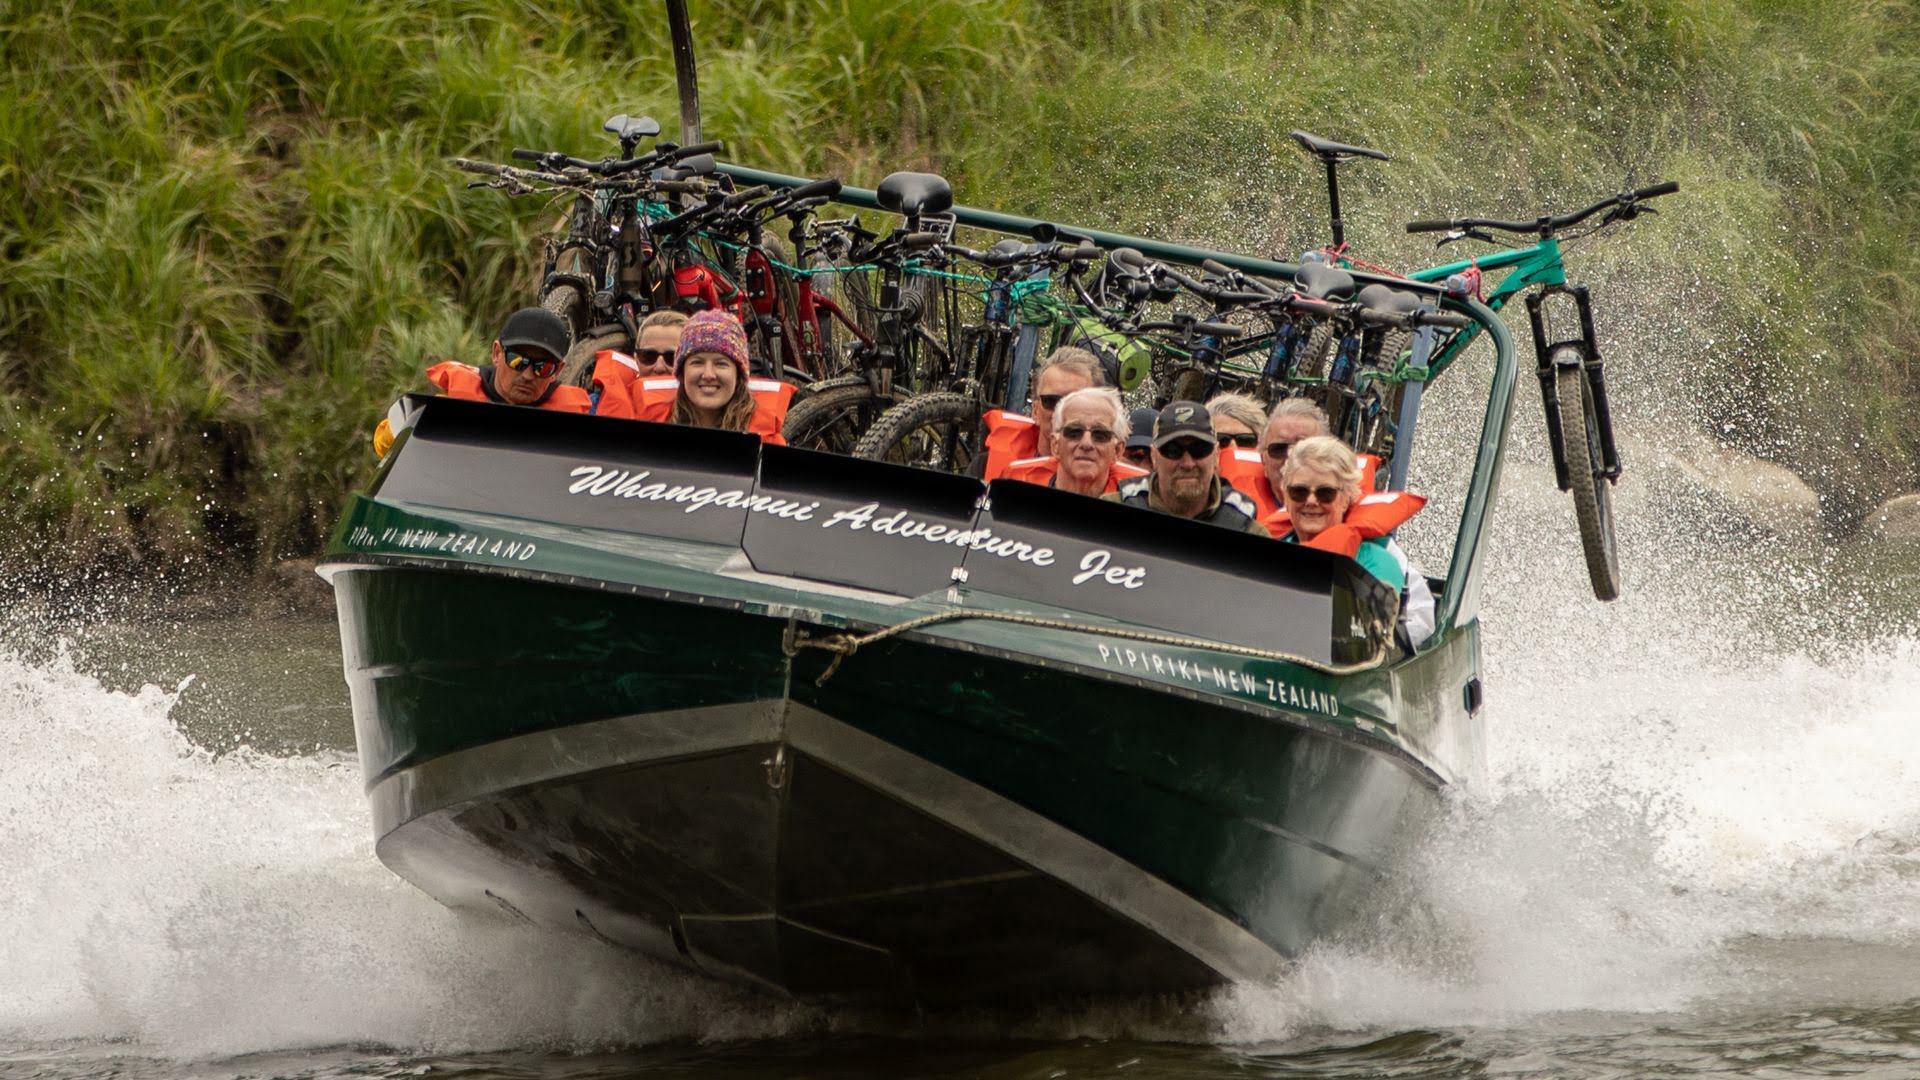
[1527,284,1621,490]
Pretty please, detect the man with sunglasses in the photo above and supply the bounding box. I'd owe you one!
[588,309,688,419]
[975,347,1106,480]
[1255,398,1381,519]
[1103,401,1269,535]
[372,308,589,457]
[999,388,1146,495]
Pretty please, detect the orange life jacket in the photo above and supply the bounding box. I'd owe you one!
[588,349,642,419]
[1216,449,1384,520]
[981,410,1043,480]
[1000,454,1147,494]
[1217,446,1276,518]
[633,376,794,445]
[425,361,591,413]
[1263,488,1426,557]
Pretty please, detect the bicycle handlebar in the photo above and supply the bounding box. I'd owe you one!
[506,140,728,178]
[1407,179,1679,236]
[946,239,1103,270]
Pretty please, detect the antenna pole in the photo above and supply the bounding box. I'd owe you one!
[666,0,701,143]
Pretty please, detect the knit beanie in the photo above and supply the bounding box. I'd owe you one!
[675,308,750,379]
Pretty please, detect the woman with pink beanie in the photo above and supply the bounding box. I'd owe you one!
[632,308,794,444]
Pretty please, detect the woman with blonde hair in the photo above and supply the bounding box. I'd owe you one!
[1274,436,1435,646]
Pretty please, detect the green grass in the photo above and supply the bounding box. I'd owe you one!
[1,0,1916,575]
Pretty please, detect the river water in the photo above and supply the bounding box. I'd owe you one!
[4,446,1920,1077]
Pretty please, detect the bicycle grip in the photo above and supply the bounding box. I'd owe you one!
[1063,243,1103,262]
[672,141,725,159]
[1632,180,1680,200]
[1195,320,1243,338]
[511,148,545,163]
[1421,310,1474,329]
[789,177,843,201]
[1200,258,1237,278]
[1405,219,1456,234]
[899,231,944,251]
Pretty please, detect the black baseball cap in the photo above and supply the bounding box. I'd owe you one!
[1125,407,1157,450]
[498,307,572,363]
[1151,400,1214,448]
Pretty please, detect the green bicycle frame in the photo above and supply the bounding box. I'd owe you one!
[1406,237,1564,381]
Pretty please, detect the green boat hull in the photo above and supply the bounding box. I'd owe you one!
[321,399,1489,1003]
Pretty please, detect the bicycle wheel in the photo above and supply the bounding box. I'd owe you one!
[562,329,628,389]
[851,392,980,473]
[1555,364,1621,601]
[1294,319,1337,381]
[782,383,890,455]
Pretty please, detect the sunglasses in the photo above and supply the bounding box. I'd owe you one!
[504,350,561,379]
[1121,446,1152,463]
[1217,432,1260,449]
[1034,393,1066,412]
[1059,425,1117,444]
[1285,484,1344,505]
[1263,440,1296,460]
[635,348,674,367]
[1157,439,1215,461]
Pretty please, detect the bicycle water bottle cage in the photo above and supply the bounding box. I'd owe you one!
[876,172,953,224]
[1297,261,1357,301]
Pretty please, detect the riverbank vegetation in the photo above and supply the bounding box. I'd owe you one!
[2,0,1915,577]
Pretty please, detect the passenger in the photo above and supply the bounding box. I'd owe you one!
[1254,398,1381,518]
[1207,391,1270,508]
[1103,401,1269,535]
[977,346,1106,479]
[1274,435,1435,647]
[372,307,589,457]
[632,308,793,444]
[1121,406,1156,468]
[591,309,687,419]
[999,388,1146,495]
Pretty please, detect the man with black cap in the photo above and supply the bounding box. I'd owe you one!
[373,308,591,456]
[1103,400,1269,535]
[1121,406,1156,469]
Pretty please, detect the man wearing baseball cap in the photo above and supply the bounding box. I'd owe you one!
[1103,400,1269,535]
[373,307,590,457]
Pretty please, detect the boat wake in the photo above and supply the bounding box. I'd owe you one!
[3,467,1917,1055]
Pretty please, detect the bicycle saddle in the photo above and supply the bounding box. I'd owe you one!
[1356,283,1423,315]
[604,114,662,141]
[1296,261,1357,300]
[876,171,954,219]
[1289,129,1390,163]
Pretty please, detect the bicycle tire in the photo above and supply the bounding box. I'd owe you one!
[851,391,980,473]
[562,329,628,389]
[782,383,890,455]
[1555,364,1622,601]
[542,282,586,342]
[1294,319,1337,381]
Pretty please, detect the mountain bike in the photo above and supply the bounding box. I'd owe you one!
[1404,180,1680,600]
[847,230,1103,470]
[780,171,959,454]
[455,114,722,377]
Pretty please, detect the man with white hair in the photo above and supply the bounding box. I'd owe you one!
[997,387,1145,495]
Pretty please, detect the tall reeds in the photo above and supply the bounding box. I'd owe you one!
[1,0,1914,574]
